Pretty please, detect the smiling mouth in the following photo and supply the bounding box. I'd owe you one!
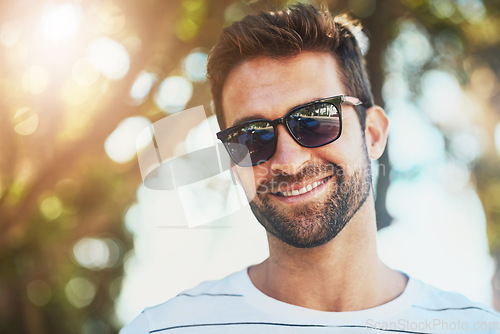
[272,176,332,197]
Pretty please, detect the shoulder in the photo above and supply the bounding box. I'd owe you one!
[410,278,500,326]
[119,268,248,334]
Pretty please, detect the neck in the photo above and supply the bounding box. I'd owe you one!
[248,194,407,312]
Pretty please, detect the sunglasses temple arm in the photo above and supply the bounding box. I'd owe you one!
[343,96,363,106]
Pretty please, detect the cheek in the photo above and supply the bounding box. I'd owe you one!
[314,144,347,166]
[232,165,267,200]
[313,141,364,177]
[317,121,366,163]
[253,163,273,184]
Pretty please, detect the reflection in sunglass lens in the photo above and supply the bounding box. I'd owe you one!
[225,121,275,166]
[287,103,340,147]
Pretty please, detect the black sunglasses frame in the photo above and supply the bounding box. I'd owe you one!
[216,95,362,167]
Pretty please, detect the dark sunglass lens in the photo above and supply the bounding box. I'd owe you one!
[225,121,275,166]
[287,102,340,147]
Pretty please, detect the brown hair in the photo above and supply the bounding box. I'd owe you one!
[207,3,373,130]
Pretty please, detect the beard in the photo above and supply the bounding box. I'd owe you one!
[248,152,373,249]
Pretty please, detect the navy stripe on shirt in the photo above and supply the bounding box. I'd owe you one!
[150,322,433,333]
[176,293,244,297]
[412,305,500,319]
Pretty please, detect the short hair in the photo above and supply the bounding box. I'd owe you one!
[207,3,374,130]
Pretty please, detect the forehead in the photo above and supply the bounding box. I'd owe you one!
[221,51,345,127]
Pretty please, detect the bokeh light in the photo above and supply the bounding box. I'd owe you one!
[393,21,433,70]
[382,73,408,100]
[82,319,110,334]
[39,195,63,220]
[129,72,157,103]
[434,29,464,61]
[174,0,206,42]
[26,280,52,307]
[449,130,483,164]
[430,0,456,19]
[379,7,495,308]
[22,65,49,95]
[0,20,23,48]
[61,79,91,107]
[72,58,100,87]
[105,116,152,163]
[348,0,376,18]
[470,67,497,99]
[387,101,445,172]
[41,4,82,43]
[88,37,130,80]
[495,123,500,155]
[124,204,141,236]
[13,107,39,136]
[457,0,486,23]
[224,2,251,24]
[420,70,465,130]
[183,51,207,82]
[73,237,121,270]
[154,76,193,113]
[441,161,471,191]
[96,4,126,35]
[65,277,96,308]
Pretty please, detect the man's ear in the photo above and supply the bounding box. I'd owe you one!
[364,105,389,160]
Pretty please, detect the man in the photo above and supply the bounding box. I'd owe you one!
[122,4,499,333]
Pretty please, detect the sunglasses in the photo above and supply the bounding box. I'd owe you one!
[216,95,362,167]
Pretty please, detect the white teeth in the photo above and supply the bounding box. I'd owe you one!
[279,179,327,197]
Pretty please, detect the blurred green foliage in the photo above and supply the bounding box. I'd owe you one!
[0,0,499,333]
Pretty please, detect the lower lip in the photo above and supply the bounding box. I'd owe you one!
[270,177,331,204]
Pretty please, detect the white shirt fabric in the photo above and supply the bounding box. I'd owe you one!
[120,268,500,333]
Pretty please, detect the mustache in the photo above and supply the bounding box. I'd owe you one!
[257,162,343,193]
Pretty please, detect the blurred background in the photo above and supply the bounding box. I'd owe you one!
[1,0,500,333]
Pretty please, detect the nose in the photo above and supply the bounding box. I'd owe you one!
[269,124,311,175]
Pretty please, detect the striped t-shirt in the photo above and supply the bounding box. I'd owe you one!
[120,268,500,333]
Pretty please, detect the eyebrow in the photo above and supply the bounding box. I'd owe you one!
[230,115,267,127]
[229,96,326,127]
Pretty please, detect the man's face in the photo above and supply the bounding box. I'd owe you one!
[222,51,373,248]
